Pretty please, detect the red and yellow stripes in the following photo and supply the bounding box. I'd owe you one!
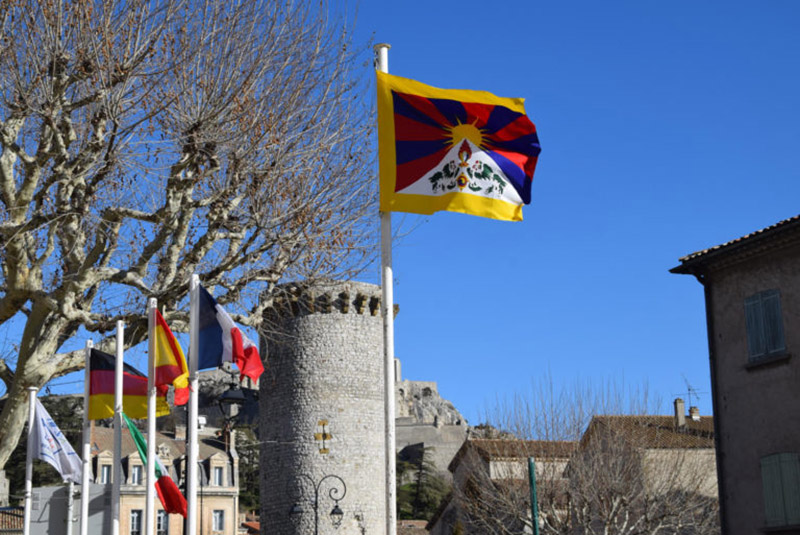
[88,349,169,420]
[153,310,189,405]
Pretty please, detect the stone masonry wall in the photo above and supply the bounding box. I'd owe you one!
[260,282,386,535]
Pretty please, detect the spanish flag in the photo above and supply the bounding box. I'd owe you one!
[153,310,189,406]
[88,349,169,420]
[377,71,541,222]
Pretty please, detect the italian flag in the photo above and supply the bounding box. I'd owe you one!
[123,413,187,517]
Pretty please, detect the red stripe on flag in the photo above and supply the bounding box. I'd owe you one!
[155,475,187,517]
[396,149,450,191]
[394,114,448,141]
[90,370,148,396]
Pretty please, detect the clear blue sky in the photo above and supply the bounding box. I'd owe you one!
[17,2,800,428]
[353,0,800,424]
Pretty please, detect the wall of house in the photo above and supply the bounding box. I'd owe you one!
[707,241,800,533]
[641,449,718,498]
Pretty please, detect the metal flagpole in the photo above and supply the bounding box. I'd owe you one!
[112,321,124,535]
[22,387,38,535]
[374,42,397,535]
[186,275,200,535]
[528,457,540,535]
[146,299,157,535]
[80,340,93,535]
[66,481,75,535]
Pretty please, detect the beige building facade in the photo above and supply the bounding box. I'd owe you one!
[91,426,239,535]
[672,214,800,534]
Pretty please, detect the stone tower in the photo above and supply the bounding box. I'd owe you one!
[259,281,387,535]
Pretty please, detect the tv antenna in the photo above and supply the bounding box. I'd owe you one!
[678,374,707,408]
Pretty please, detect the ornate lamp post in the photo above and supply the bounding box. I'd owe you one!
[289,474,347,535]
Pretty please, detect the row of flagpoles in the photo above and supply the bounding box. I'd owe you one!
[22,275,262,535]
[22,43,542,535]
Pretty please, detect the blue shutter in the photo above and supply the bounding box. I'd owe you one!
[745,294,766,358]
[762,454,786,526]
[762,290,786,355]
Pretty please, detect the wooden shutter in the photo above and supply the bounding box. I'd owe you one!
[780,453,800,525]
[762,454,786,526]
[745,294,766,358]
[762,290,786,355]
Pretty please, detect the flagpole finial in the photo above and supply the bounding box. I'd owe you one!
[373,44,390,72]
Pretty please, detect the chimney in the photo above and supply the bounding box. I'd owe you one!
[689,406,700,421]
[175,424,187,441]
[674,398,686,429]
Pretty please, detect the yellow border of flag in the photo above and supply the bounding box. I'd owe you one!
[376,71,530,221]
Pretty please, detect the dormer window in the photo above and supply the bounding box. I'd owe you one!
[100,464,111,484]
[213,466,224,486]
[131,465,142,485]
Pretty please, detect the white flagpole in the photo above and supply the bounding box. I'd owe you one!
[66,481,75,535]
[186,275,200,535]
[22,386,38,535]
[80,340,93,535]
[112,321,124,535]
[374,42,397,535]
[146,299,157,535]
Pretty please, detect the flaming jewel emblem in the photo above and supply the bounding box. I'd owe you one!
[456,140,472,190]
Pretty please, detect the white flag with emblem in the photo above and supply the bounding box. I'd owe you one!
[28,399,83,484]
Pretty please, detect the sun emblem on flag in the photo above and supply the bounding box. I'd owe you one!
[389,89,540,204]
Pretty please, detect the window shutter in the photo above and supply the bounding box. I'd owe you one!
[762,290,786,355]
[780,453,800,525]
[745,294,766,358]
[762,454,787,526]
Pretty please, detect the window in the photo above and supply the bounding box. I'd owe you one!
[212,510,225,532]
[156,510,169,535]
[745,289,786,360]
[100,464,111,484]
[761,453,800,527]
[131,465,142,485]
[213,466,224,486]
[130,510,143,535]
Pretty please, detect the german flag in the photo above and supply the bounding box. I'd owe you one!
[88,349,169,420]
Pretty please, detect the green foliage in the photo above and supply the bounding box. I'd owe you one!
[396,446,451,521]
[236,426,261,513]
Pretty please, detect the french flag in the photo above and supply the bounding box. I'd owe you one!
[197,285,264,383]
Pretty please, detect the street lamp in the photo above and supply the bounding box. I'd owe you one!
[289,473,347,534]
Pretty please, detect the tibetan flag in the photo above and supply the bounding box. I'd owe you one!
[123,412,187,517]
[153,310,190,406]
[377,71,541,222]
[88,349,169,420]
[197,284,263,383]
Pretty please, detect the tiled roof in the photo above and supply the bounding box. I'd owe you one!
[584,415,714,449]
[91,425,227,460]
[671,214,800,273]
[449,439,577,472]
[0,507,23,530]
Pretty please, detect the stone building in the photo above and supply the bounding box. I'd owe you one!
[395,364,468,481]
[672,214,800,534]
[259,281,387,535]
[429,400,718,535]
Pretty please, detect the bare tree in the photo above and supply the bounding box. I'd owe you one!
[443,379,719,535]
[0,0,376,470]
